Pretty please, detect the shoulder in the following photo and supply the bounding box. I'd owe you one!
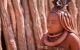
[67,33,80,42]
[66,33,80,49]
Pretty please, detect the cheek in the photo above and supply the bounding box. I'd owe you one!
[48,23,62,30]
[47,22,63,33]
[47,21,61,28]
[47,20,57,28]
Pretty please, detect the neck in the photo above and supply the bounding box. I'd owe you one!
[48,30,64,37]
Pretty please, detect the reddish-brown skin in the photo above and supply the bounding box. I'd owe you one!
[66,33,80,50]
[46,12,80,50]
[39,0,80,49]
[47,12,64,34]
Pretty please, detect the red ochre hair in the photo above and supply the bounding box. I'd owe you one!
[57,10,77,34]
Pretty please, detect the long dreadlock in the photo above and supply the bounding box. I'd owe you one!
[58,10,77,34]
[53,0,78,34]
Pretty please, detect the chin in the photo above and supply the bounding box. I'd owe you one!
[48,29,58,33]
[48,27,63,33]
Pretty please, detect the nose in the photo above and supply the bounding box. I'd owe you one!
[47,22,53,28]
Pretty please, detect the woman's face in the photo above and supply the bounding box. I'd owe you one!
[47,13,63,34]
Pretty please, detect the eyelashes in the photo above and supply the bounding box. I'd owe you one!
[47,20,58,24]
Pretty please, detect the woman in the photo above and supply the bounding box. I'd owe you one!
[39,0,80,50]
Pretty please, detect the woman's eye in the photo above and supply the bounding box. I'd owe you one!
[47,20,56,24]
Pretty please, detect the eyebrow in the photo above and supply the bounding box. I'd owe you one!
[47,19,58,24]
[47,19,58,21]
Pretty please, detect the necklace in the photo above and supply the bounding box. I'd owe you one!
[43,31,68,47]
[47,32,62,38]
